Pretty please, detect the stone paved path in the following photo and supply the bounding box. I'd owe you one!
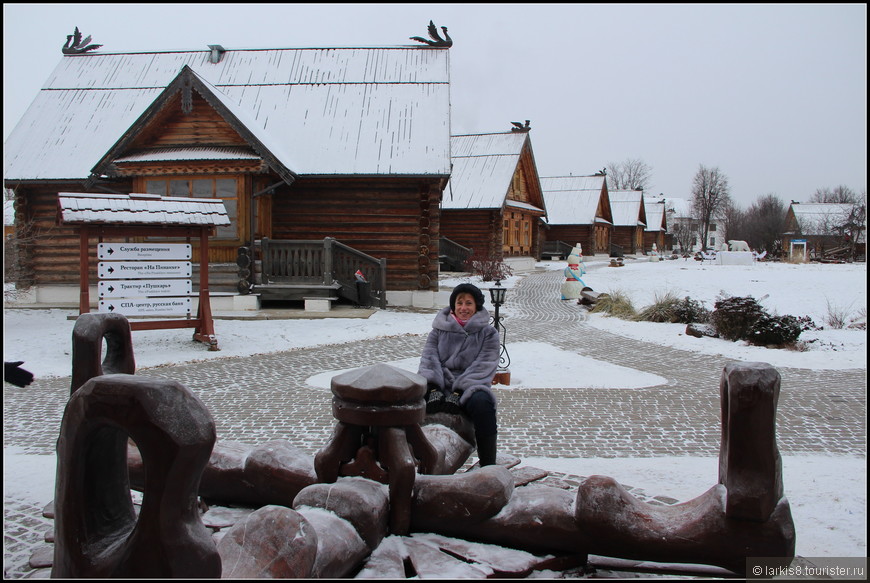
[3,266,866,578]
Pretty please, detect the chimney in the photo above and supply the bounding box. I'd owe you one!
[208,44,226,64]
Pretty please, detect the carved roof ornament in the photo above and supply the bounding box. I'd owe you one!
[511,120,531,132]
[410,20,453,47]
[62,27,102,54]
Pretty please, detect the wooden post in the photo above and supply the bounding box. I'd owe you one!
[193,227,218,350]
[323,237,335,285]
[78,225,90,315]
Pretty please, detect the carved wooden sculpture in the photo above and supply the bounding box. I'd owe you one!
[70,312,135,394]
[314,364,441,535]
[52,374,220,577]
[573,362,795,575]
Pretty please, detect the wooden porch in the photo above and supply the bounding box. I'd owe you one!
[237,237,387,308]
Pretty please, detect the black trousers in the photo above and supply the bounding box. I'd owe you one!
[463,390,497,437]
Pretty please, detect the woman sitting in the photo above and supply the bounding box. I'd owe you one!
[417,283,500,466]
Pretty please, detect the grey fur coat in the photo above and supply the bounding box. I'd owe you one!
[417,306,500,406]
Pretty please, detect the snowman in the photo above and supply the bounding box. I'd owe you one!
[560,243,587,300]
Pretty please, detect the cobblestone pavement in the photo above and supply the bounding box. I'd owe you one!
[3,266,866,577]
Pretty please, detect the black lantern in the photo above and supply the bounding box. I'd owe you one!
[488,280,511,373]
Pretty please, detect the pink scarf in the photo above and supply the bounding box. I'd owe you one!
[451,313,468,327]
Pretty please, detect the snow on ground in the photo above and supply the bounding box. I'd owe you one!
[3,259,867,560]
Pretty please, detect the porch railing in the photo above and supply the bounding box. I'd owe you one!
[439,236,473,271]
[237,237,387,308]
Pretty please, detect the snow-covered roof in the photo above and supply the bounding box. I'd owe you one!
[4,47,451,181]
[643,198,667,232]
[443,132,530,209]
[789,203,857,236]
[57,192,230,226]
[664,197,693,218]
[540,176,608,225]
[608,190,646,227]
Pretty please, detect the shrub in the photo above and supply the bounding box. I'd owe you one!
[747,313,803,346]
[591,290,637,319]
[711,296,766,341]
[824,299,855,329]
[464,251,512,282]
[635,291,680,322]
[673,296,711,324]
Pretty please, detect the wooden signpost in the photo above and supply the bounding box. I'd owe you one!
[58,192,230,351]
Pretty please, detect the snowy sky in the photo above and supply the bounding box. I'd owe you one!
[3,3,866,208]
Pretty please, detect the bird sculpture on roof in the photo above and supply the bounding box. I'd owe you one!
[62,27,102,54]
[595,168,607,176]
[410,20,453,47]
[511,120,531,132]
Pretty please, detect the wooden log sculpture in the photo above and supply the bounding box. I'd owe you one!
[314,364,442,535]
[52,374,221,577]
[70,312,135,394]
[574,362,795,575]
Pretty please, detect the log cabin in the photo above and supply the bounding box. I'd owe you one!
[608,189,648,255]
[440,130,547,271]
[4,39,452,309]
[783,202,866,261]
[540,175,613,256]
[643,197,668,253]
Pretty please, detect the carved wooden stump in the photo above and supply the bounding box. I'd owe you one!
[314,364,440,535]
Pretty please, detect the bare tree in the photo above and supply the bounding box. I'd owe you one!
[744,193,787,256]
[810,185,858,203]
[691,165,732,250]
[719,199,746,244]
[670,219,699,253]
[606,158,653,191]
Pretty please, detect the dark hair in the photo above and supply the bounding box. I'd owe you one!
[450,283,485,312]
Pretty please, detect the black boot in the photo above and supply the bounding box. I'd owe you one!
[476,433,497,467]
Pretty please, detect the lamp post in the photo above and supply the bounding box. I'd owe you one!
[489,280,511,384]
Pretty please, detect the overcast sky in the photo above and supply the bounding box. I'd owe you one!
[3,3,866,207]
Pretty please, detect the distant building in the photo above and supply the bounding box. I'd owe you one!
[608,190,647,254]
[442,130,547,269]
[643,196,668,252]
[541,175,613,256]
[783,202,866,261]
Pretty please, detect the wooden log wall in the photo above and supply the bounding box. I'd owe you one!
[440,209,502,261]
[545,224,611,256]
[270,177,444,290]
[611,227,637,253]
[10,182,130,286]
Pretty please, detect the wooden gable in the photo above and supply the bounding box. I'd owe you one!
[90,66,295,186]
[505,144,547,213]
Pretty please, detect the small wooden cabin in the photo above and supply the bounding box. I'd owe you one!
[540,175,613,256]
[608,190,647,254]
[643,197,668,252]
[4,42,451,305]
[441,131,547,265]
[783,202,865,261]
